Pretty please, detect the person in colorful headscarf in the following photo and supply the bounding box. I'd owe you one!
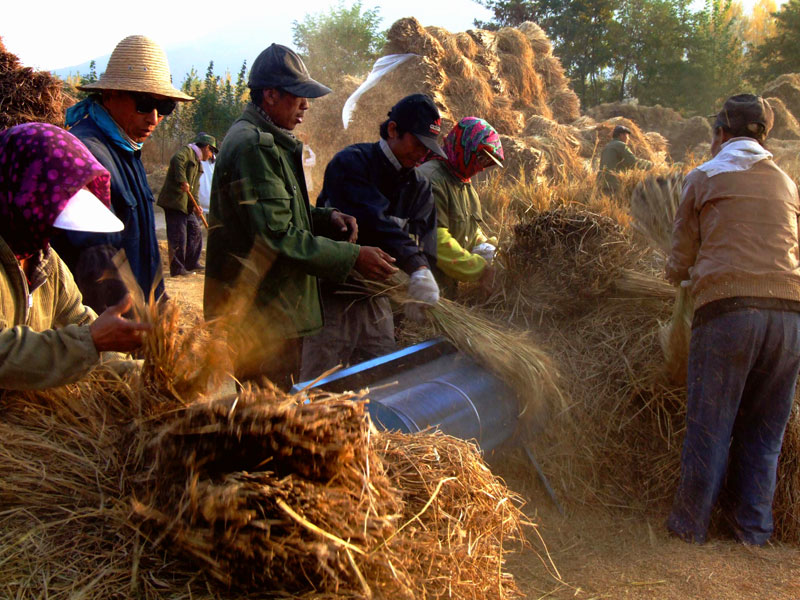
[417,117,504,296]
[0,122,150,390]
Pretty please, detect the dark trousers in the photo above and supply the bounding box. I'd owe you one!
[164,208,202,276]
[667,308,800,545]
[299,293,396,383]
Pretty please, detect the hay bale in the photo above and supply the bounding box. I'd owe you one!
[536,55,568,91]
[762,73,800,121]
[518,21,553,56]
[0,35,74,128]
[0,299,535,598]
[666,116,712,162]
[548,88,581,124]
[499,134,547,178]
[384,17,446,61]
[766,96,800,140]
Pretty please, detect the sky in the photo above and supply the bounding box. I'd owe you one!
[3,0,493,72]
[2,0,784,75]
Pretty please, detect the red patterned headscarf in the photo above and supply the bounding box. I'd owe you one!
[438,117,504,182]
[0,122,110,258]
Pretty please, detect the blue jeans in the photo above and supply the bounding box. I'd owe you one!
[667,308,800,545]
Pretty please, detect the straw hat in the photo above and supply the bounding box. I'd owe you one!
[79,35,193,101]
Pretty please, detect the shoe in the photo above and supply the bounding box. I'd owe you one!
[170,269,191,277]
[190,263,205,273]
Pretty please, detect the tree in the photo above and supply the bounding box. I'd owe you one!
[611,0,694,105]
[750,0,800,82]
[292,1,386,81]
[685,0,750,114]
[743,0,778,48]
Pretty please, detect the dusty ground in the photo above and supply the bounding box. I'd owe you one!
[155,217,800,599]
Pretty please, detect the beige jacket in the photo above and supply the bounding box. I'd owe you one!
[666,153,800,309]
[0,236,100,390]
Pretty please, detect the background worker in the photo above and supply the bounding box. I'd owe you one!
[0,123,150,390]
[597,124,652,192]
[666,94,800,546]
[299,94,443,381]
[204,43,396,390]
[54,35,194,310]
[157,132,216,276]
[418,116,504,297]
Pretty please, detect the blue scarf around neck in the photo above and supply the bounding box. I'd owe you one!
[65,97,143,154]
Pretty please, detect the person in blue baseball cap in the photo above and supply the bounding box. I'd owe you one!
[299,93,444,382]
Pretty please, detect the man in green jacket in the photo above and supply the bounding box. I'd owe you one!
[157,132,216,276]
[597,124,652,192]
[204,43,396,390]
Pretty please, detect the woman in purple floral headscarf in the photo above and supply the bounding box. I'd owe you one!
[417,117,504,295]
[0,122,112,259]
[0,122,149,390]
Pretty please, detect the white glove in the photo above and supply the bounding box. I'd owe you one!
[472,242,496,264]
[405,268,439,322]
[407,268,440,305]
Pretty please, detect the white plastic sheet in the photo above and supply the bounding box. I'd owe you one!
[198,159,215,212]
[342,54,418,129]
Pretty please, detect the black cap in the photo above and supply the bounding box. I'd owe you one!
[388,94,446,159]
[713,94,774,138]
[612,124,632,137]
[248,44,331,99]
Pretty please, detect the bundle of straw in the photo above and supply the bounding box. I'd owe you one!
[0,296,540,598]
[630,172,694,384]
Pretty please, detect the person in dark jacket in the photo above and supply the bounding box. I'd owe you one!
[597,124,652,192]
[53,35,193,311]
[204,44,397,390]
[299,94,444,381]
[157,133,216,276]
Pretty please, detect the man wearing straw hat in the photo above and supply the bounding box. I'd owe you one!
[53,35,193,312]
[157,132,216,277]
[666,94,800,546]
[204,43,397,390]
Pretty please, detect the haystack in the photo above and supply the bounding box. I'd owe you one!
[762,73,800,121]
[0,298,538,598]
[0,36,73,128]
[766,95,800,140]
[301,18,582,182]
[587,102,711,162]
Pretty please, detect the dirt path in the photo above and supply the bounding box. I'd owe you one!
[505,482,800,599]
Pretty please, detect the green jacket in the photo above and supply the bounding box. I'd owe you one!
[417,160,490,285]
[0,236,100,390]
[204,104,360,339]
[598,139,652,190]
[157,145,203,213]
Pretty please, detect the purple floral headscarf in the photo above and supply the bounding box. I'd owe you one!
[0,122,111,258]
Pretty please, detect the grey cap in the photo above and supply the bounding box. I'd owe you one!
[713,94,774,138]
[248,44,331,99]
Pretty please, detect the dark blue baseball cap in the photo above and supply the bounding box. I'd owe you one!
[388,94,446,158]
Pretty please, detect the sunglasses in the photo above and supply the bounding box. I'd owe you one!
[129,92,177,117]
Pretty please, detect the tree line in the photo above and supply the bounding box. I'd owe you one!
[475,0,800,113]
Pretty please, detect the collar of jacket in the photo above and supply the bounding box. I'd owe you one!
[0,236,56,323]
[243,103,301,153]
